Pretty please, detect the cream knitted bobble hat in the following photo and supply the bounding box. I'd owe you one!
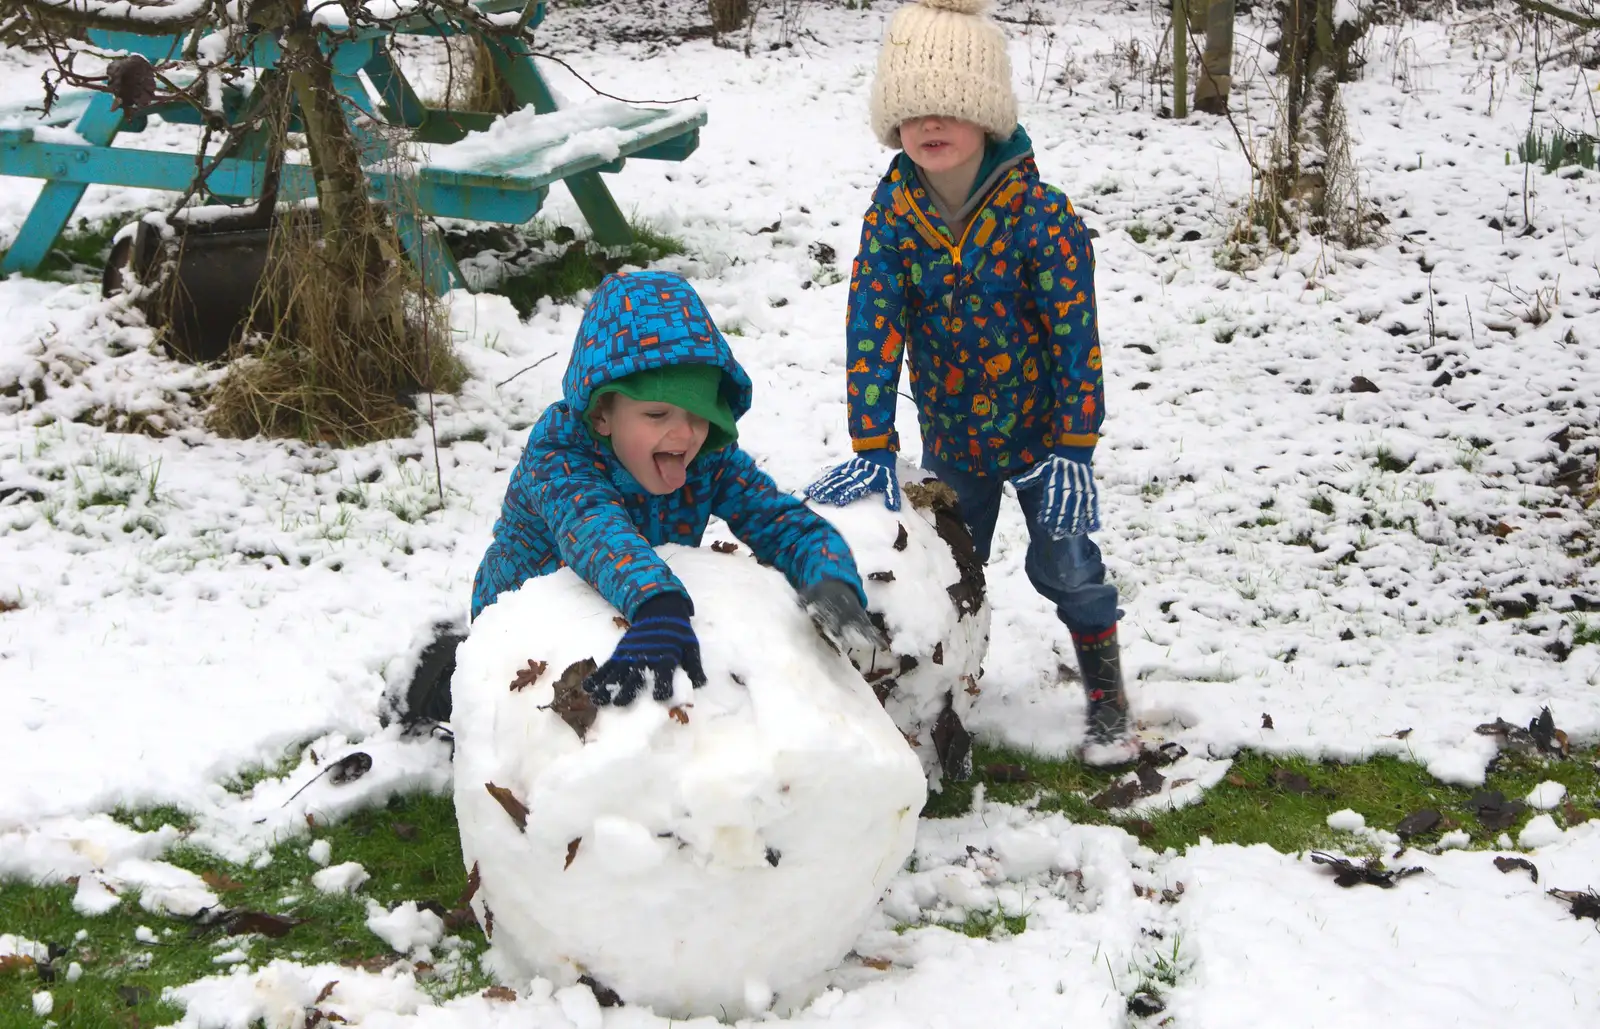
[869,0,1017,149]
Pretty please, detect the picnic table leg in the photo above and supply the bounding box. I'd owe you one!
[361,43,428,128]
[483,36,636,249]
[0,93,124,276]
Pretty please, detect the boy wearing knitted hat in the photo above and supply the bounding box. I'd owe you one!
[470,270,879,710]
[807,0,1136,765]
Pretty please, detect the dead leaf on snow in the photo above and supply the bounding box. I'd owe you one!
[1547,887,1600,921]
[859,956,892,970]
[1309,851,1424,888]
[711,541,739,554]
[613,616,630,630]
[327,752,372,786]
[484,783,529,832]
[544,658,599,740]
[314,981,338,1005]
[893,524,908,551]
[509,660,548,692]
[459,861,481,907]
[868,570,895,582]
[668,706,690,725]
[578,974,623,1007]
[1261,713,1275,730]
[1471,790,1526,831]
[483,985,518,1002]
[1090,779,1142,810]
[565,837,582,870]
[1493,856,1539,883]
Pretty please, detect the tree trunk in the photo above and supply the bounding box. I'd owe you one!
[709,0,749,34]
[1194,0,1234,115]
[1270,0,1363,240]
[1171,0,1188,118]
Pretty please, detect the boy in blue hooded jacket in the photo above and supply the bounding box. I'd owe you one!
[472,270,879,708]
[805,0,1136,765]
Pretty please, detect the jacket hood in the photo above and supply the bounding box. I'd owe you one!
[561,270,753,421]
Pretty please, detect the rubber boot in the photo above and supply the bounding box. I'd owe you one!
[1072,625,1139,767]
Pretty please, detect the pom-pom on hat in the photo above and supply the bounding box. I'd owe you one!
[869,0,1018,148]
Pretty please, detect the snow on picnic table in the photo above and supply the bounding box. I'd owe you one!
[2,0,1600,1024]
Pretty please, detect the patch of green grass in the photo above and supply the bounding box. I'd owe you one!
[0,793,483,1027]
[1309,494,1335,516]
[1572,616,1600,648]
[928,744,1600,856]
[1126,223,1150,244]
[3,218,122,284]
[449,219,686,319]
[959,906,1027,939]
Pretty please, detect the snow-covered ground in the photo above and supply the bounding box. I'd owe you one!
[3,1,1600,1024]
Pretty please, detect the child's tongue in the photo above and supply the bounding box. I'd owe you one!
[653,452,688,491]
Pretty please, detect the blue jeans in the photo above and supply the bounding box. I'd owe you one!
[922,453,1121,636]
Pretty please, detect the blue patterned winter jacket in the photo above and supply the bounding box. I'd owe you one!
[471,270,866,620]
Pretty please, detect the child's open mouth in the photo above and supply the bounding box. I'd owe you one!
[653,450,688,490]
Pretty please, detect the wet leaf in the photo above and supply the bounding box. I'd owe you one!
[484,905,494,939]
[1261,713,1275,730]
[459,861,481,907]
[202,870,245,893]
[1309,851,1424,888]
[221,910,305,938]
[483,985,518,1001]
[1134,760,1166,796]
[613,616,630,630]
[341,955,398,973]
[1270,767,1311,794]
[668,706,690,725]
[565,837,582,870]
[443,907,478,932]
[868,570,896,582]
[931,642,944,665]
[1090,779,1142,810]
[1395,809,1441,839]
[1563,800,1593,825]
[711,541,739,554]
[1548,887,1600,921]
[484,783,529,832]
[893,524,909,551]
[391,822,418,842]
[765,847,782,867]
[1225,773,1249,788]
[314,981,338,1005]
[860,956,893,971]
[509,660,547,692]
[1471,790,1526,831]
[327,752,372,786]
[578,974,623,1007]
[962,673,981,697]
[983,763,1031,784]
[545,658,599,740]
[1152,741,1188,765]
[0,955,35,975]
[1494,856,1539,883]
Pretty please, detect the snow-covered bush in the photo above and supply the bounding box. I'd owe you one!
[451,549,926,1019]
[809,465,992,788]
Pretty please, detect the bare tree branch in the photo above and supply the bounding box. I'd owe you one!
[1,0,218,33]
[1511,0,1600,29]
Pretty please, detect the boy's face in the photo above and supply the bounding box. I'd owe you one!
[591,394,710,494]
[900,116,986,174]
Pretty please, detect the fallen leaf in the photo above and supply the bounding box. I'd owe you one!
[484,783,529,832]
[202,871,245,893]
[0,955,35,975]
[613,616,630,630]
[860,956,893,970]
[868,570,896,582]
[893,524,909,551]
[483,985,518,1002]
[766,847,783,867]
[1270,767,1311,793]
[544,658,600,740]
[1261,713,1275,730]
[1471,790,1526,831]
[484,905,494,939]
[1309,851,1424,888]
[1494,856,1539,882]
[220,910,306,938]
[340,955,399,973]
[443,907,478,932]
[1395,809,1441,839]
[711,541,739,554]
[1152,742,1189,765]
[668,706,690,725]
[1547,886,1600,921]
[1492,521,1516,538]
[509,660,548,692]
[314,981,338,1005]
[391,822,418,843]
[327,752,372,786]
[1169,777,1195,789]
[983,763,1031,783]
[1134,760,1166,796]
[565,837,582,870]
[1225,773,1249,788]
[1563,800,1593,825]
[1386,728,1413,740]
[1090,780,1142,810]
[931,642,944,665]
[306,812,318,828]
[902,730,922,748]
[459,861,481,907]
[412,962,435,978]
[1350,375,1380,393]
[579,974,623,1007]
[962,673,981,697]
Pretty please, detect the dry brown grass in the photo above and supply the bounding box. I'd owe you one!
[205,205,463,446]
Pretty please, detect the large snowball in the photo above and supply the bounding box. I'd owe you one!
[452,547,926,1019]
[808,468,992,788]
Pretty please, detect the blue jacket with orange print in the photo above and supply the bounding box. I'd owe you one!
[845,127,1104,477]
[472,271,866,621]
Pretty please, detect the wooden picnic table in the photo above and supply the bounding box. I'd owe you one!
[0,0,706,293]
